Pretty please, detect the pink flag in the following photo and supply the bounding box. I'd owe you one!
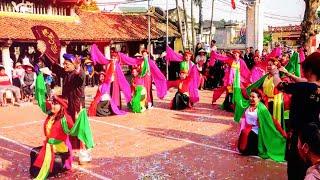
[90,44,109,65]
[165,46,183,62]
[266,47,282,60]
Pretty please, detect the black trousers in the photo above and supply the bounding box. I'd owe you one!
[30,146,70,178]
[171,92,189,110]
[223,93,234,112]
[238,130,258,156]
[96,100,112,117]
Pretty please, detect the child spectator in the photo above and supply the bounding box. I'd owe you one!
[0,65,21,106]
[40,67,54,99]
[12,62,25,88]
[84,58,95,87]
[21,63,36,102]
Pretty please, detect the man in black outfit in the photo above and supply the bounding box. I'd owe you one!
[243,47,254,70]
[273,52,320,180]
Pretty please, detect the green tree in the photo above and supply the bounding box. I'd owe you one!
[209,0,215,42]
[263,34,272,46]
[300,0,320,52]
[182,0,190,49]
[194,0,204,40]
[176,0,185,51]
[191,0,196,50]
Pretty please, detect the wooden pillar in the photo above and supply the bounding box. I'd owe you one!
[246,0,263,51]
[47,5,53,15]
[1,40,13,81]
[70,6,76,16]
[60,44,67,66]
[104,45,110,60]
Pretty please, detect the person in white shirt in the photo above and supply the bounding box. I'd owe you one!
[12,62,25,88]
[210,40,217,52]
[21,63,36,102]
[195,49,207,90]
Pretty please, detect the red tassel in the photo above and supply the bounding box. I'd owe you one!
[231,0,236,9]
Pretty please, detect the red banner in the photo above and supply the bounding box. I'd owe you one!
[31,26,61,64]
[231,0,236,9]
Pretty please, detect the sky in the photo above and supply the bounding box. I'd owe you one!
[97,0,305,29]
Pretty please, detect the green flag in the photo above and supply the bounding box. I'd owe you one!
[257,102,286,162]
[285,52,301,77]
[131,85,144,113]
[35,72,47,113]
[245,75,268,96]
[140,57,150,77]
[233,69,286,162]
[233,68,250,122]
[61,109,95,149]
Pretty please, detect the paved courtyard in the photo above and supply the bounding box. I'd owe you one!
[0,87,287,179]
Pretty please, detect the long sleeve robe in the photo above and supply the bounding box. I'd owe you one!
[52,64,85,119]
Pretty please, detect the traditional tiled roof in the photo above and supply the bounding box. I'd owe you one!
[0,10,180,42]
[53,0,83,3]
[111,7,148,13]
[267,25,302,33]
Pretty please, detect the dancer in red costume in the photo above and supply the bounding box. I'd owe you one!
[211,50,251,111]
[30,96,94,179]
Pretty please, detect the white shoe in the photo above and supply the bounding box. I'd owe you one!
[147,103,153,109]
[79,149,92,165]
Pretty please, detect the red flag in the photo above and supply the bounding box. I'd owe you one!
[231,0,236,9]
[31,26,61,64]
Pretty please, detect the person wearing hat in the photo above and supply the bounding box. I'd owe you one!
[0,65,22,106]
[50,53,86,151]
[12,62,25,88]
[136,49,153,109]
[195,49,207,63]
[40,67,54,98]
[178,50,200,104]
[129,67,147,113]
[30,95,94,179]
[211,49,251,111]
[223,50,242,111]
[88,72,114,117]
[88,54,130,117]
[84,57,95,87]
[21,63,37,102]
[170,63,193,110]
[195,49,207,90]
[105,51,123,109]
[180,50,194,73]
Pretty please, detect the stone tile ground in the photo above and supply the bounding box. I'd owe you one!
[0,87,287,179]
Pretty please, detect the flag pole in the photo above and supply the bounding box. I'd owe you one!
[166,0,169,80]
[148,0,151,57]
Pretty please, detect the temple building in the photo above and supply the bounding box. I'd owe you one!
[0,0,180,77]
[266,25,302,48]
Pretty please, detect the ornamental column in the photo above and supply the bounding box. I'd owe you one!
[47,4,53,15]
[245,0,263,52]
[1,40,13,81]
[104,45,110,60]
[60,41,70,66]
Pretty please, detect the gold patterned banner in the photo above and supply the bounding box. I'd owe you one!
[31,25,61,64]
